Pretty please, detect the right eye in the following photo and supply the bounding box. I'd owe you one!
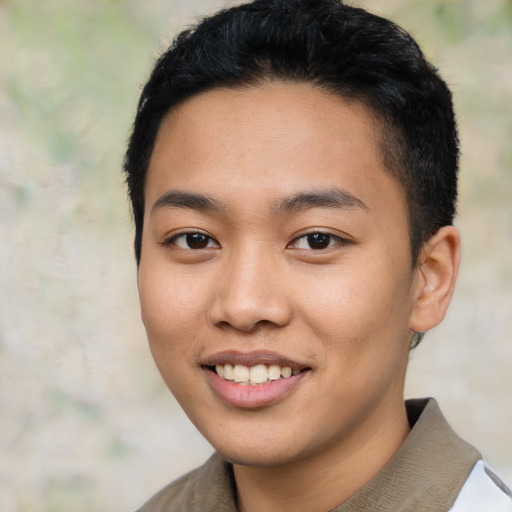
[167,232,220,250]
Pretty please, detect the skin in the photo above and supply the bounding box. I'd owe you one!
[137,83,460,512]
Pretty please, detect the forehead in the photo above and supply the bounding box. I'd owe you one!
[145,83,404,218]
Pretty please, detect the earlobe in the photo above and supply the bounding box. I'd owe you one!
[409,226,461,333]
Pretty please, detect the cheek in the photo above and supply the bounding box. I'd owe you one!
[293,258,413,349]
[138,267,201,351]
[138,271,205,399]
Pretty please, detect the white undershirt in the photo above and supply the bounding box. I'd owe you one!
[449,460,512,512]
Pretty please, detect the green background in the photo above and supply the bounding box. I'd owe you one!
[1,1,511,510]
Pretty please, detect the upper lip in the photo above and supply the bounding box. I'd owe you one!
[201,350,310,371]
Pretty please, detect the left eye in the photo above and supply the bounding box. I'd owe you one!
[169,232,219,250]
[290,232,342,250]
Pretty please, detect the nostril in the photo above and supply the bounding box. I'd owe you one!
[255,319,274,327]
[208,282,293,331]
[215,318,277,333]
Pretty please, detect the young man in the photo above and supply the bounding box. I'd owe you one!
[124,1,511,510]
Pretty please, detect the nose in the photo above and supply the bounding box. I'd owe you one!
[208,245,293,332]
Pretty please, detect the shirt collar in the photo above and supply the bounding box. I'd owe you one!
[190,398,480,512]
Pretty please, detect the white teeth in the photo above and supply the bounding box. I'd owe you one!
[281,367,292,378]
[233,364,250,383]
[249,364,268,384]
[268,365,281,380]
[223,363,234,381]
[214,363,302,384]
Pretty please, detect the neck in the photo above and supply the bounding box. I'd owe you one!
[233,399,410,512]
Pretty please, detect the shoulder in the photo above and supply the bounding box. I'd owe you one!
[134,465,203,512]
[449,460,512,512]
[134,453,237,512]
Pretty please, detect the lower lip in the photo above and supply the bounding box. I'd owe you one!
[204,368,309,409]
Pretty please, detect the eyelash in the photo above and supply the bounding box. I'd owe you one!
[163,230,348,252]
[164,231,220,250]
[288,231,348,251]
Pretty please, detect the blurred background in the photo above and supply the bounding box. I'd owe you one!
[0,0,510,510]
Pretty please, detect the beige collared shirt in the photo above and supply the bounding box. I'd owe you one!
[136,398,511,512]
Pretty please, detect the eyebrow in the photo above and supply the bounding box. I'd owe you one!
[151,190,226,215]
[151,187,368,217]
[272,187,368,215]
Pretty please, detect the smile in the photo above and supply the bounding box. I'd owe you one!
[213,363,302,385]
[202,352,312,408]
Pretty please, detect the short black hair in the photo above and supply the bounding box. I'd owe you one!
[124,0,459,266]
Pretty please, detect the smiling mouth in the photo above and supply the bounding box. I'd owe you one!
[208,363,310,386]
[202,353,312,407]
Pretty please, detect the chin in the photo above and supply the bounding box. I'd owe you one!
[216,445,297,468]
[206,428,312,468]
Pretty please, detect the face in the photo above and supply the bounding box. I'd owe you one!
[138,83,420,468]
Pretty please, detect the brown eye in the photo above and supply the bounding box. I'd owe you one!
[289,231,347,251]
[186,233,209,249]
[307,233,331,249]
[169,232,219,250]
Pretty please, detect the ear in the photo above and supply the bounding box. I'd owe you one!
[409,226,461,333]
